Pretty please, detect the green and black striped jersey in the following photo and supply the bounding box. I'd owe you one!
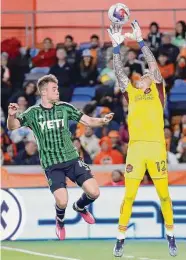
[17,102,83,169]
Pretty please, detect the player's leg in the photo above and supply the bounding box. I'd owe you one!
[45,164,67,240]
[114,142,146,257]
[53,188,68,240]
[74,178,100,224]
[147,143,177,256]
[118,178,141,236]
[66,158,99,224]
[152,178,177,256]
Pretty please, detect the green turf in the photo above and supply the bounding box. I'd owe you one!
[1,240,185,260]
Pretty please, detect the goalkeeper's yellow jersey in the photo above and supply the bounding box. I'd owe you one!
[124,81,166,144]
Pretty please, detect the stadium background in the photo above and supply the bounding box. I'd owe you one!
[1,0,186,259]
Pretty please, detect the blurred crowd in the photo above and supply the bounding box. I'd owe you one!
[1,20,186,168]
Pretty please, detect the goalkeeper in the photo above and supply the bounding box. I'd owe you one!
[107,21,177,258]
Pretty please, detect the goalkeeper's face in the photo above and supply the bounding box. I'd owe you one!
[136,74,152,91]
[43,82,60,103]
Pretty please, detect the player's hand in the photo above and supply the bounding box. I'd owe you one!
[107,24,125,47]
[8,103,19,116]
[103,113,114,124]
[124,20,143,42]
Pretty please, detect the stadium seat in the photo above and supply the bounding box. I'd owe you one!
[25,72,48,82]
[72,87,96,101]
[168,80,186,115]
[70,101,88,110]
[79,42,91,51]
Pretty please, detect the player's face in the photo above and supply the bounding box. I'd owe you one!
[137,76,152,91]
[43,82,59,103]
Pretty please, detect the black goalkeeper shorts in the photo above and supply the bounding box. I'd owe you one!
[45,158,93,193]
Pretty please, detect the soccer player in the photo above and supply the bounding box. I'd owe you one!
[7,74,114,240]
[108,21,177,257]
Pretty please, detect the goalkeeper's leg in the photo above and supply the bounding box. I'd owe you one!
[118,178,141,238]
[113,178,141,257]
[153,178,177,256]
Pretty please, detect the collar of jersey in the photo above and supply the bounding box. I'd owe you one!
[40,104,55,110]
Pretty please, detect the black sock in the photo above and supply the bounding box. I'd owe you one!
[56,204,66,222]
[76,193,96,209]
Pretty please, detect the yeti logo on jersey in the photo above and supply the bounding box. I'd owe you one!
[39,119,64,131]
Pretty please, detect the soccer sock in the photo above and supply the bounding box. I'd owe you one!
[153,178,174,236]
[55,204,66,223]
[117,178,141,239]
[76,193,96,210]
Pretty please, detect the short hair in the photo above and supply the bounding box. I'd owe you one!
[65,35,73,41]
[90,34,99,40]
[43,37,52,43]
[37,74,58,92]
[150,22,159,31]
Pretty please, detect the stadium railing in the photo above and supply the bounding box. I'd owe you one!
[2,164,186,189]
[2,8,186,47]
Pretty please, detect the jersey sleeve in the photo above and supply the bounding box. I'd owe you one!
[17,107,33,127]
[65,103,84,122]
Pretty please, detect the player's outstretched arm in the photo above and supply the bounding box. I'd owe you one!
[7,103,21,130]
[125,20,163,83]
[80,113,114,127]
[107,24,130,93]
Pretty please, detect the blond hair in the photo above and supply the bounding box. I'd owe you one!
[37,74,58,93]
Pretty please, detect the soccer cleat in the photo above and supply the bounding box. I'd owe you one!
[73,203,95,224]
[56,218,66,240]
[167,235,178,257]
[113,239,125,257]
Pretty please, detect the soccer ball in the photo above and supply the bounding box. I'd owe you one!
[108,3,130,25]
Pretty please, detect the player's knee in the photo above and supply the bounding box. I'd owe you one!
[159,194,171,202]
[124,194,136,204]
[88,187,100,199]
[55,195,68,209]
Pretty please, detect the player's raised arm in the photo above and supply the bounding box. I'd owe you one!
[125,20,163,83]
[80,113,114,127]
[7,103,21,130]
[107,24,130,93]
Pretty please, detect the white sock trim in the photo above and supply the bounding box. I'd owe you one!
[117,231,126,240]
[166,229,174,237]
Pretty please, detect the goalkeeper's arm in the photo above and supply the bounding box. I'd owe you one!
[107,24,130,93]
[113,46,130,93]
[128,20,163,84]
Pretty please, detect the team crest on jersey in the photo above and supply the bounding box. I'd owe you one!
[144,88,152,94]
[126,164,133,173]
[56,111,63,118]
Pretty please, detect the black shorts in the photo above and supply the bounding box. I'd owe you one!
[45,158,93,193]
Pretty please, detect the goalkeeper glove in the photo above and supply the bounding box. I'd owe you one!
[107,24,125,48]
[124,20,143,42]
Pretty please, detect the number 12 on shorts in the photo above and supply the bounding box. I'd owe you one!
[156,160,166,173]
